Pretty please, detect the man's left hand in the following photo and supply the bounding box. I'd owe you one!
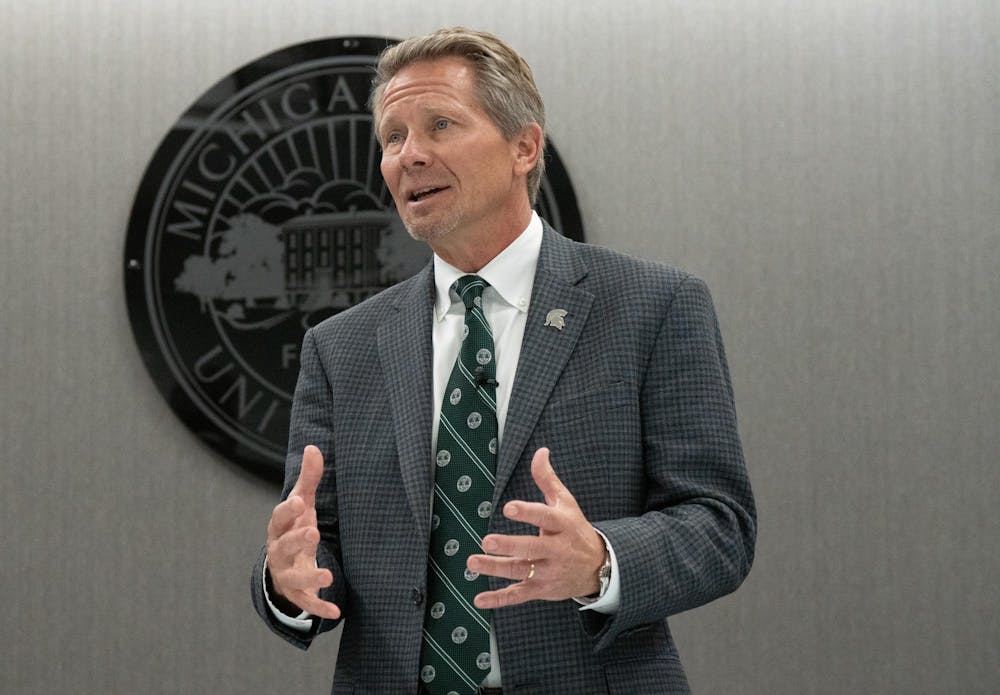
[469,447,607,608]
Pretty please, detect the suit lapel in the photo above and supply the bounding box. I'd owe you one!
[493,226,592,504]
[378,264,436,538]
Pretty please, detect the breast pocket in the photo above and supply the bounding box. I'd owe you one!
[531,380,642,508]
[542,379,632,425]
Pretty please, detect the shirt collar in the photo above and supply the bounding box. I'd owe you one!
[433,211,543,321]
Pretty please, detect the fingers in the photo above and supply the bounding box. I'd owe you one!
[530,447,573,508]
[269,445,324,540]
[290,445,324,507]
[502,500,564,534]
[263,444,340,620]
[493,447,579,534]
[268,524,320,565]
[482,532,550,560]
[471,558,566,609]
[474,583,537,610]
[278,570,342,620]
[267,445,327,589]
[292,594,342,621]
[467,554,534,581]
[267,548,342,621]
[278,564,333,593]
[471,447,605,606]
[267,495,307,540]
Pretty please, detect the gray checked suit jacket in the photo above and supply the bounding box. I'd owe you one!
[252,222,756,694]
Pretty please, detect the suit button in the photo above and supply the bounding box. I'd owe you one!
[411,587,424,606]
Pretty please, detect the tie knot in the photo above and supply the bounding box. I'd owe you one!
[454,275,489,311]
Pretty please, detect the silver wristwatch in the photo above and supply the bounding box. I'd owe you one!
[596,546,612,597]
[575,538,613,605]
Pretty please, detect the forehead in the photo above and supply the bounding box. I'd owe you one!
[379,56,481,117]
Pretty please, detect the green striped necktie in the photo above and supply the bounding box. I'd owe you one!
[419,275,498,695]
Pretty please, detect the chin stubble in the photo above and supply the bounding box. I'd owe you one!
[401,201,464,243]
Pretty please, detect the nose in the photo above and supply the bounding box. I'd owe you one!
[398,132,431,169]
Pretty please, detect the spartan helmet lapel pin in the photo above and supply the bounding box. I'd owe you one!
[544,309,568,330]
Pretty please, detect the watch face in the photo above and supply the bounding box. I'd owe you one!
[124,36,585,482]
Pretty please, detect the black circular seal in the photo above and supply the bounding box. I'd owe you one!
[125,36,584,481]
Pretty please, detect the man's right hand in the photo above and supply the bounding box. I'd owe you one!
[265,445,342,620]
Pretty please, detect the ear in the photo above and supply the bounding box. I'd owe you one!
[511,122,543,177]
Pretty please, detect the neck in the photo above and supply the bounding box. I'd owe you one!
[429,204,533,272]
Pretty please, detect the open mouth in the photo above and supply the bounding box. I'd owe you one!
[409,186,448,202]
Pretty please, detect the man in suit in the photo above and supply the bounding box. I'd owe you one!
[252,27,755,694]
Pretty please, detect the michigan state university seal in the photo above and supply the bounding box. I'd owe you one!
[124,37,584,480]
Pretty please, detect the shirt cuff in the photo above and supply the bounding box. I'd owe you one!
[262,555,314,631]
[573,528,621,615]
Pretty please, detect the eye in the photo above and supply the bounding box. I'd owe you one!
[385,131,403,146]
[434,118,450,131]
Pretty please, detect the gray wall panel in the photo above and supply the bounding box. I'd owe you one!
[2,1,997,693]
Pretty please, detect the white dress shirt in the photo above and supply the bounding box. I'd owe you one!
[265,213,620,685]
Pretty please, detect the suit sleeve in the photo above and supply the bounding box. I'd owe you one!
[584,275,756,650]
[250,328,346,650]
